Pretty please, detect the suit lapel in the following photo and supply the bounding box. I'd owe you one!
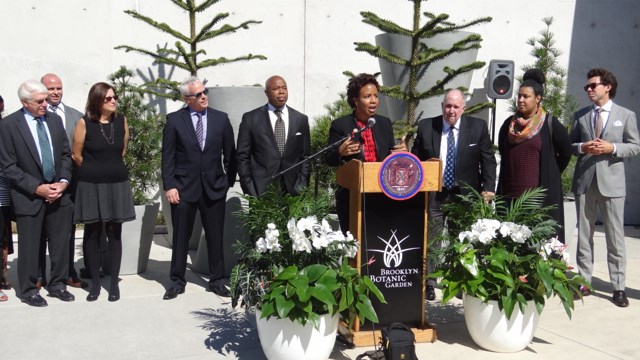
[262,105,281,154]
[285,106,298,147]
[16,113,44,169]
[44,113,62,166]
[602,103,619,138]
[181,108,200,151]
[457,117,470,160]
[432,117,443,158]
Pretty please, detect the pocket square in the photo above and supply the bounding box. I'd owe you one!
[614,120,623,126]
[469,143,477,147]
[295,132,302,135]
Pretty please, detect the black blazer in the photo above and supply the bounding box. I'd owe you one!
[326,113,396,166]
[236,104,310,197]
[0,109,72,215]
[161,107,236,202]
[411,115,497,193]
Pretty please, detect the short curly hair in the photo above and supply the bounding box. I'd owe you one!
[587,68,617,99]
[346,73,380,109]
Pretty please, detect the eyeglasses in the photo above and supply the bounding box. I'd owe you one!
[30,98,47,105]
[104,95,119,102]
[583,83,604,91]
[184,89,209,98]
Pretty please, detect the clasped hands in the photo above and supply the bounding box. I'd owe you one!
[37,182,68,204]
[338,131,407,158]
[581,138,614,156]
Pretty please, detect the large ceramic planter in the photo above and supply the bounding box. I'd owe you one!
[120,203,160,275]
[255,310,339,360]
[463,294,541,352]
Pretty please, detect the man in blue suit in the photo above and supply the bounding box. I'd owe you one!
[161,76,237,299]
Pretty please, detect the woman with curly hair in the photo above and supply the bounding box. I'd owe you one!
[497,68,572,242]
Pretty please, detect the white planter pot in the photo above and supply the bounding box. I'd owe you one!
[255,310,339,360]
[463,294,541,352]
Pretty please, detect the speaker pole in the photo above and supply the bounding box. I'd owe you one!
[491,98,497,143]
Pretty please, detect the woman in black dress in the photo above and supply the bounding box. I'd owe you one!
[72,82,135,302]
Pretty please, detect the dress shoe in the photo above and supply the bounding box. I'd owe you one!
[108,285,120,302]
[426,285,436,301]
[86,293,99,302]
[207,284,231,297]
[455,291,463,300]
[66,278,89,289]
[573,285,591,300]
[163,287,185,300]
[613,290,629,308]
[22,293,48,307]
[48,289,75,302]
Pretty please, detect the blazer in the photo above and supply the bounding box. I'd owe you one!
[411,115,497,193]
[326,113,396,166]
[236,104,310,197]
[571,102,640,197]
[61,103,83,143]
[161,106,237,203]
[0,109,72,215]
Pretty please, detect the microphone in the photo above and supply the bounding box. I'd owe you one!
[354,118,376,134]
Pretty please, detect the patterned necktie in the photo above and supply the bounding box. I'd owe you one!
[195,113,204,150]
[35,117,56,182]
[50,105,58,115]
[274,109,285,155]
[443,127,456,189]
[594,108,603,139]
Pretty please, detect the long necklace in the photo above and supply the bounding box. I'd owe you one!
[100,122,115,145]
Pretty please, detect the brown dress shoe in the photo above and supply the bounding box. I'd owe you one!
[613,290,629,308]
[66,278,89,289]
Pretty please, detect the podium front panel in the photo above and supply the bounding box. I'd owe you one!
[359,193,425,330]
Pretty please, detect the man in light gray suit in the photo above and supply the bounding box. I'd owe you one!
[40,73,87,289]
[571,68,640,307]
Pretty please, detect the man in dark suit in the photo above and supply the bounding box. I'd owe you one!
[0,94,5,119]
[0,80,75,306]
[236,76,310,197]
[571,68,640,307]
[411,89,497,300]
[161,76,237,300]
[40,73,87,289]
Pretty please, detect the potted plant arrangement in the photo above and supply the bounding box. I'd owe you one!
[429,187,589,353]
[230,186,385,360]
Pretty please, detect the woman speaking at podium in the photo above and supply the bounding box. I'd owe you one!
[326,73,406,233]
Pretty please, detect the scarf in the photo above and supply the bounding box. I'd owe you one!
[507,107,546,144]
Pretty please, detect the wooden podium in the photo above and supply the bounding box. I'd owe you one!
[336,157,441,346]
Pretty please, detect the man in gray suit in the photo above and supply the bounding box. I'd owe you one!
[40,73,87,289]
[236,75,310,197]
[0,80,74,306]
[571,68,640,307]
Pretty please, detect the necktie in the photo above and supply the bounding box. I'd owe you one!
[274,109,285,155]
[443,127,456,189]
[35,118,56,182]
[594,108,603,139]
[50,105,58,114]
[195,113,204,150]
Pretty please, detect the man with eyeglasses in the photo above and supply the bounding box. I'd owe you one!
[0,80,74,306]
[38,73,88,290]
[161,76,237,300]
[236,75,310,198]
[571,68,640,308]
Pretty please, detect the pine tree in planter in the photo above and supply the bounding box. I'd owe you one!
[115,0,267,99]
[354,0,492,138]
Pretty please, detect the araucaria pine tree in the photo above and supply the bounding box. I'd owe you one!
[354,0,491,127]
[115,0,266,99]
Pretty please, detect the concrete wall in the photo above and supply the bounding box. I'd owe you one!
[1,0,639,221]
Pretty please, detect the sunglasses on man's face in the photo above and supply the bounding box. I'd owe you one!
[185,89,209,98]
[583,83,603,92]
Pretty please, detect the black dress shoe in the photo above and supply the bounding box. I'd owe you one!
[86,293,99,302]
[48,289,75,302]
[613,290,629,308]
[163,287,185,300]
[426,285,436,301]
[22,293,48,307]
[108,286,120,302]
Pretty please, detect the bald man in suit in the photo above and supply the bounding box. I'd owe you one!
[236,76,310,197]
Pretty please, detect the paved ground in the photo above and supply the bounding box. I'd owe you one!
[0,226,639,359]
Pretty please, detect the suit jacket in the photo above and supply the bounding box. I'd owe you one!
[236,104,310,197]
[326,113,395,166]
[60,103,83,143]
[161,106,237,202]
[571,102,640,197]
[0,109,72,215]
[411,115,497,193]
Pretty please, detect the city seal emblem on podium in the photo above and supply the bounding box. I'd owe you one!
[379,151,423,200]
